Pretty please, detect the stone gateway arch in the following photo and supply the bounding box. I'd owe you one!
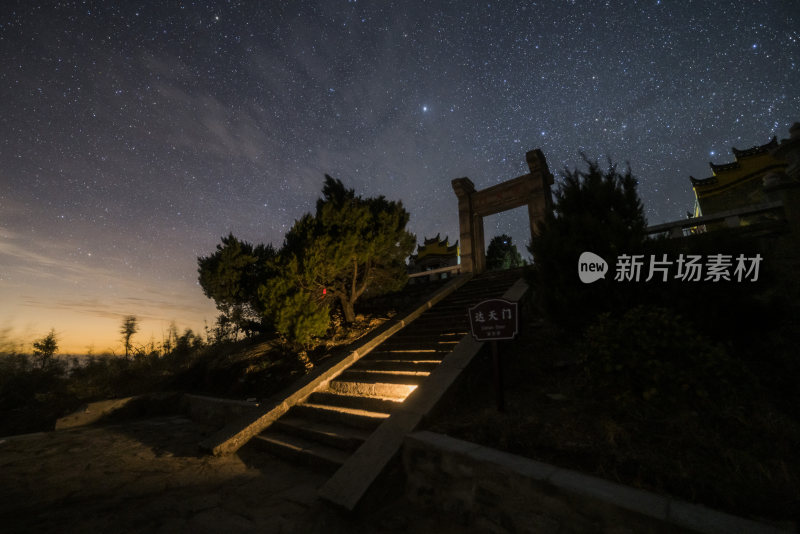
[452,149,554,274]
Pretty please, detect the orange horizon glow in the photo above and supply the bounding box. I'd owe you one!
[1,225,219,356]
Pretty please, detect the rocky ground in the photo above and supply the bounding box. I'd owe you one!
[0,416,467,534]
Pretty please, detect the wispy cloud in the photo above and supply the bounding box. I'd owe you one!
[0,226,213,321]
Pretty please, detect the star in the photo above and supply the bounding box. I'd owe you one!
[0,1,797,352]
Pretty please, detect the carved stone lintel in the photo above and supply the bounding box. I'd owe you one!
[452,150,554,274]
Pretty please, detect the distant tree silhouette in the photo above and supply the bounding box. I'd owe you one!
[32,329,58,369]
[120,315,139,358]
[486,234,525,270]
[197,234,276,336]
[528,156,647,330]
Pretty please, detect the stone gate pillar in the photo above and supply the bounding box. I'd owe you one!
[452,177,477,274]
[451,149,554,274]
[525,149,555,237]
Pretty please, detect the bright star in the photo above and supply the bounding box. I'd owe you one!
[422,105,428,112]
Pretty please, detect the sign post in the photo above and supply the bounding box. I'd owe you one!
[468,298,519,412]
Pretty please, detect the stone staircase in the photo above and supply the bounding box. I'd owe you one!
[249,268,524,473]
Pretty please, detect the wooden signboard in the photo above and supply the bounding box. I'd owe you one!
[468,298,519,412]
[468,299,519,341]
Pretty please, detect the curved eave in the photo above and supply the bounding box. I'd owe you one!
[731,136,778,158]
[692,162,788,198]
[709,161,740,174]
[690,175,717,186]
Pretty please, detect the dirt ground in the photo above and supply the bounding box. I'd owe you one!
[0,416,466,534]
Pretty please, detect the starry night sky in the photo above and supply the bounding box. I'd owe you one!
[1,1,798,353]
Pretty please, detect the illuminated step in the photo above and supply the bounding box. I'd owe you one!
[273,415,371,451]
[366,349,451,361]
[396,329,468,337]
[306,391,404,413]
[352,358,441,373]
[378,339,459,351]
[388,332,465,343]
[291,402,389,430]
[368,348,448,354]
[337,369,430,385]
[328,379,417,399]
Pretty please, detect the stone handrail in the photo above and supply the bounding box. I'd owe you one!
[407,264,462,278]
[646,200,785,238]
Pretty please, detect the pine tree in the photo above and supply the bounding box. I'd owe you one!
[486,234,525,270]
[259,175,415,345]
[197,234,276,336]
[528,156,646,330]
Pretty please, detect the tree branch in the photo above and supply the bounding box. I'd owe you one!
[355,263,372,299]
[350,257,358,303]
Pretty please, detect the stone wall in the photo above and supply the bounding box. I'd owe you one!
[54,392,182,430]
[182,394,263,428]
[403,431,788,534]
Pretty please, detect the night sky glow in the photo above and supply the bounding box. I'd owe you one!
[1,1,798,353]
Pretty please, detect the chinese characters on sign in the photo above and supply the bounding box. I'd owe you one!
[468,299,519,341]
[613,253,763,282]
[578,251,764,284]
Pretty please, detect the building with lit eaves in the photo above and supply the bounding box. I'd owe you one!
[690,136,788,221]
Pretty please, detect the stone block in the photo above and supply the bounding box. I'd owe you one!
[442,336,484,370]
[55,392,182,430]
[319,410,423,510]
[549,468,669,521]
[407,431,482,457]
[501,278,530,302]
[471,443,557,482]
[401,430,786,534]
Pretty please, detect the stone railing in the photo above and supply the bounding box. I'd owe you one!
[403,431,791,534]
[645,200,785,238]
[407,264,462,280]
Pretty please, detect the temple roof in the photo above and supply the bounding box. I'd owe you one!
[731,136,778,158]
[691,136,784,189]
[412,234,459,260]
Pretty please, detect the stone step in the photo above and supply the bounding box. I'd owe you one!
[402,317,468,329]
[472,269,526,281]
[435,297,505,310]
[429,297,511,312]
[306,391,404,414]
[384,329,462,345]
[272,415,371,452]
[328,379,419,399]
[393,327,468,337]
[389,328,465,339]
[365,348,450,360]
[447,280,517,294]
[352,358,441,373]
[428,302,510,314]
[376,338,459,351]
[337,369,430,385]
[443,286,514,300]
[251,430,349,473]
[291,402,390,430]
